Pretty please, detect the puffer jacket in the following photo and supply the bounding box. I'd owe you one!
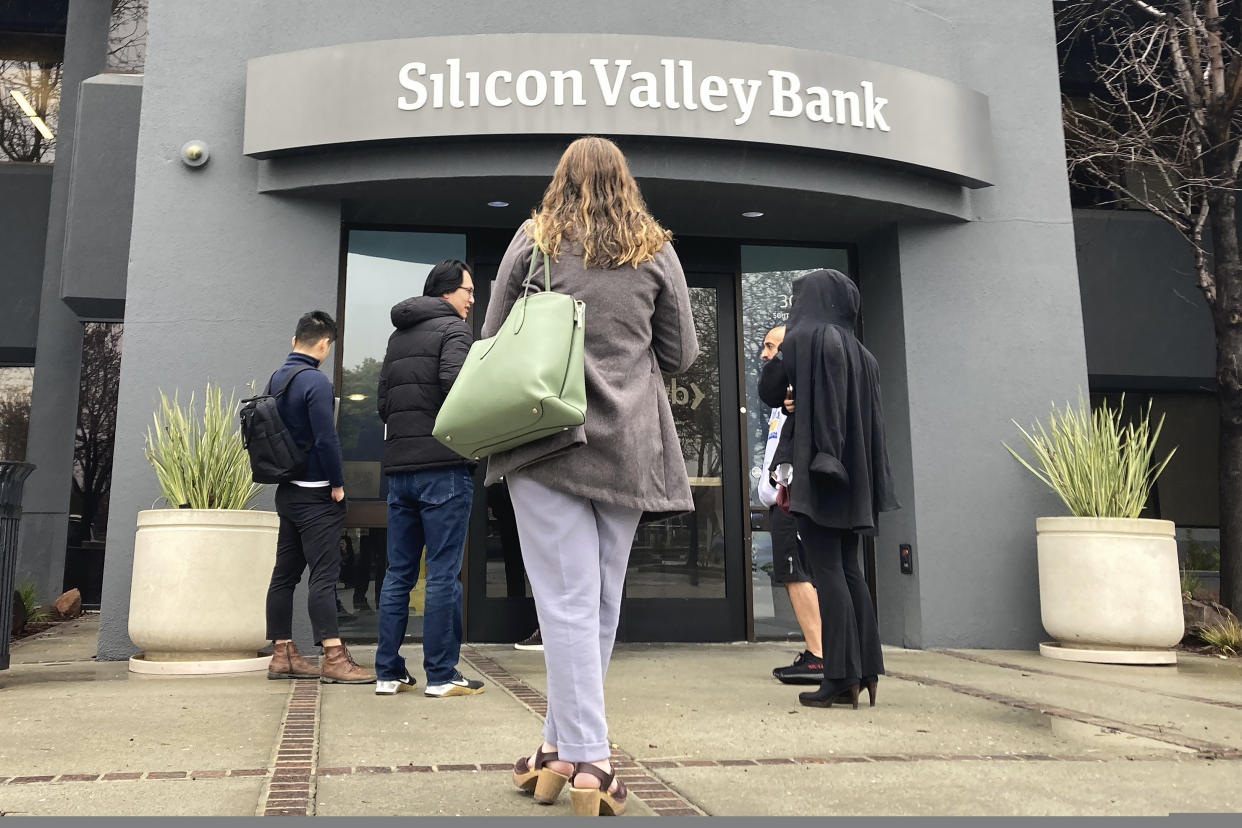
[377,296,474,473]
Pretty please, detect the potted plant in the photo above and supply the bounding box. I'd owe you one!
[128,383,277,674]
[1006,394,1182,664]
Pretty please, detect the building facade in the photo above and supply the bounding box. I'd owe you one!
[1,0,1215,660]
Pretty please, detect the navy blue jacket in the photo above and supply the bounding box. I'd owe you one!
[270,352,345,487]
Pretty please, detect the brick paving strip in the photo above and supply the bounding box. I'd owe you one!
[886,669,1242,759]
[6,747,1239,790]
[255,676,322,816]
[461,646,708,816]
[932,649,1242,711]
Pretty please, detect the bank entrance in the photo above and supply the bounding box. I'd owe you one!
[332,225,859,644]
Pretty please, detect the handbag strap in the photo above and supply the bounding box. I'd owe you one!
[520,240,552,297]
[512,237,552,334]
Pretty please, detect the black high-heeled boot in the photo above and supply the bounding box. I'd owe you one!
[860,675,878,707]
[799,677,861,709]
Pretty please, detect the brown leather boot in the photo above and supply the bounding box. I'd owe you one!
[268,640,318,680]
[320,644,376,684]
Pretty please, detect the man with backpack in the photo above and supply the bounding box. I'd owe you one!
[374,260,484,698]
[261,310,375,684]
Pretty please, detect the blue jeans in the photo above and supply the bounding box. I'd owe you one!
[376,467,474,683]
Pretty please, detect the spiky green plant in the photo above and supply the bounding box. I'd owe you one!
[143,383,262,509]
[1004,394,1176,519]
[1197,617,1242,657]
[16,581,49,623]
[1181,569,1202,598]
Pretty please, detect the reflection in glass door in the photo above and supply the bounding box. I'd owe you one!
[620,272,746,641]
[336,229,468,640]
[627,287,726,599]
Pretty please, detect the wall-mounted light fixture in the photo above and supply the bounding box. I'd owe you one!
[741,211,765,218]
[9,89,54,140]
[487,200,510,208]
[180,140,210,168]
[347,393,366,402]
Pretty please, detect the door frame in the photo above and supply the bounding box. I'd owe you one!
[617,258,749,642]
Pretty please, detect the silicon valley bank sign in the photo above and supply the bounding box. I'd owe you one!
[397,58,892,131]
[244,34,995,187]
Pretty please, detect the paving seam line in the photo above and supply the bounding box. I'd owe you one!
[886,669,1241,759]
[931,648,1242,711]
[6,748,1237,787]
[255,674,321,817]
[461,646,708,817]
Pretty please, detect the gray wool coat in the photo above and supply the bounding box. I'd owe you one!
[481,222,700,518]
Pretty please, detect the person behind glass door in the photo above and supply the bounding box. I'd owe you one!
[264,311,376,685]
[374,259,485,698]
[486,136,699,817]
[758,270,899,709]
[757,324,825,685]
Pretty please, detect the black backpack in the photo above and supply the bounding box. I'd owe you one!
[238,365,314,484]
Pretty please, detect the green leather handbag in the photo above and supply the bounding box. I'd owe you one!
[433,245,587,460]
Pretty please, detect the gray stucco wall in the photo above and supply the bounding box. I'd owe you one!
[61,74,143,321]
[0,165,52,365]
[886,0,1088,648]
[858,226,923,648]
[99,0,1085,654]
[1074,209,1215,384]
[16,0,111,605]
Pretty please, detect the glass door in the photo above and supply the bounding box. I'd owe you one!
[336,228,468,640]
[737,245,877,638]
[618,270,748,641]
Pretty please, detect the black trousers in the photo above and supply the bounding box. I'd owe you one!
[795,517,885,682]
[266,483,347,645]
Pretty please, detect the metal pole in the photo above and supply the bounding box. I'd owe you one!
[0,462,36,671]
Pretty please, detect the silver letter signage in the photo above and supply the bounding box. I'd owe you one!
[244,33,994,187]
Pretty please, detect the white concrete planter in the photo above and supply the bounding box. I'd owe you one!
[128,509,278,674]
[1036,516,1184,665]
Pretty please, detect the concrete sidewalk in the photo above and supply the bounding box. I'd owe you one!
[1,615,1240,817]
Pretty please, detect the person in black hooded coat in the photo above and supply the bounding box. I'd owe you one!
[759,268,899,709]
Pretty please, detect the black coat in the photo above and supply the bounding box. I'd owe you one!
[377,296,474,474]
[759,269,898,533]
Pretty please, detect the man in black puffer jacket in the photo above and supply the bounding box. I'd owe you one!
[374,259,485,699]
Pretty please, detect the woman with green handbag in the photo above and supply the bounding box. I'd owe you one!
[491,137,699,817]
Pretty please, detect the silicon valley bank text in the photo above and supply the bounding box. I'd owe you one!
[397,58,891,130]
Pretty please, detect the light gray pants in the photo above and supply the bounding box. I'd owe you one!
[507,474,643,762]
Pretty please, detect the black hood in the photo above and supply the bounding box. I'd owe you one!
[787,269,859,335]
[390,296,461,330]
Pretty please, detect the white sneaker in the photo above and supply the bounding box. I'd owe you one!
[375,672,417,695]
[424,670,485,697]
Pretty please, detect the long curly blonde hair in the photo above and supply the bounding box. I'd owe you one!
[529,136,672,269]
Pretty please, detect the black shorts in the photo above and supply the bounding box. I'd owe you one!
[769,506,813,584]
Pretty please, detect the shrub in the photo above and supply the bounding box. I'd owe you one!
[1005,394,1176,519]
[1185,538,1221,572]
[16,581,49,623]
[143,383,262,510]
[1197,617,1242,657]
